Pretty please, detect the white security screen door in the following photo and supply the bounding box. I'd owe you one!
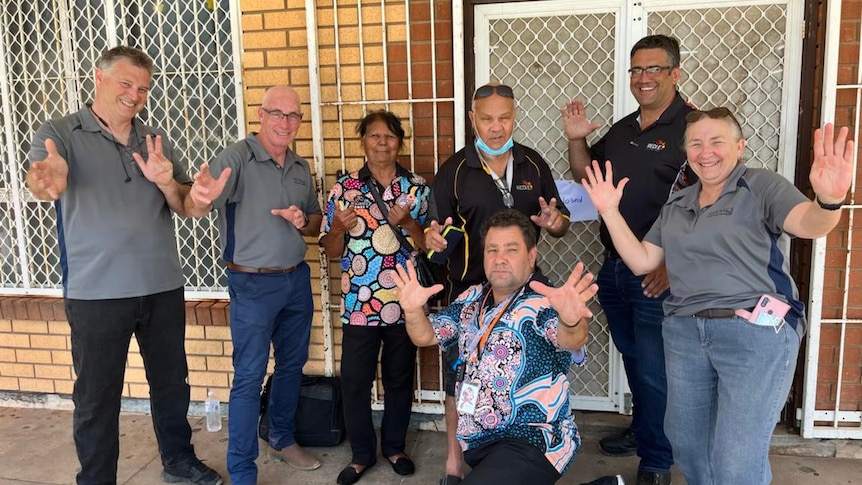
[474,0,803,412]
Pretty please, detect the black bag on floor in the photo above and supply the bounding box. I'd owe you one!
[258,374,346,447]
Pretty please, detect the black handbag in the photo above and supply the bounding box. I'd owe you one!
[366,180,437,287]
[258,374,346,447]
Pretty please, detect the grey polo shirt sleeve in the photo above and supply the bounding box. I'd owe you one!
[747,169,809,234]
[208,141,250,210]
[300,170,322,215]
[28,121,67,164]
[643,206,666,248]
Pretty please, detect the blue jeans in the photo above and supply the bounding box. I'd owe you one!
[662,315,800,485]
[65,287,195,485]
[597,257,672,473]
[226,263,313,485]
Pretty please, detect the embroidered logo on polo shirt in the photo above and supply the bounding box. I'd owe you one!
[515,180,534,191]
[706,207,733,218]
[645,140,667,152]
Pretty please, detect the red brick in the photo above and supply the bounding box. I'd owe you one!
[195,301,214,326]
[12,299,29,320]
[186,302,199,326]
[26,300,43,321]
[0,298,14,319]
[38,300,55,321]
[210,301,229,327]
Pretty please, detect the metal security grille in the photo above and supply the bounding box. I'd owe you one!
[306,0,459,410]
[0,0,242,296]
[801,0,862,439]
[474,0,803,412]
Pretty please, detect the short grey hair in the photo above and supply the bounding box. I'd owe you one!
[96,46,155,76]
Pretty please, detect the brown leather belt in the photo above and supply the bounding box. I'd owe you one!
[693,308,738,319]
[226,261,297,274]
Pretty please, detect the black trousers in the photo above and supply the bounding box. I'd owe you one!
[65,287,194,485]
[462,439,562,484]
[340,324,417,465]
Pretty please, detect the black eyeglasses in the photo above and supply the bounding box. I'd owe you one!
[627,66,672,77]
[262,107,303,123]
[473,84,515,100]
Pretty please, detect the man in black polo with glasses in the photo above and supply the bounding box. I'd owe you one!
[426,82,570,485]
[25,46,224,485]
[562,34,695,485]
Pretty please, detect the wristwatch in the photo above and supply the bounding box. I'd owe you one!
[816,196,843,211]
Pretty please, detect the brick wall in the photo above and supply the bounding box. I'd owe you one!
[814,0,862,413]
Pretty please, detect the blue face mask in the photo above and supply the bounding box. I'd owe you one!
[475,136,514,156]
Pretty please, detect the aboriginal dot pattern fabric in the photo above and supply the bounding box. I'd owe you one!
[430,282,583,474]
[322,163,430,327]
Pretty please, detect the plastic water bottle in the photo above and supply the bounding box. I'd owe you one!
[205,391,222,432]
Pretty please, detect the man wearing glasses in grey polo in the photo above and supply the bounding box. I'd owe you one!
[425,82,570,485]
[184,85,323,485]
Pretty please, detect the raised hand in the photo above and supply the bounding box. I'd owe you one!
[810,123,854,204]
[271,205,307,229]
[560,98,603,141]
[132,135,175,188]
[28,138,68,200]
[189,163,232,207]
[530,197,563,230]
[530,261,598,324]
[424,217,453,253]
[582,160,628,216]
[331,200,358,233]
[393,259,444,312]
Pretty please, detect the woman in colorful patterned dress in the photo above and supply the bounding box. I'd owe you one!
[320,110,431,484]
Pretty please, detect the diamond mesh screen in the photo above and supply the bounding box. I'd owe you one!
[650,5,787,171]
[487,12,618,401]
[0,0,239,293]
[483,2,792,403]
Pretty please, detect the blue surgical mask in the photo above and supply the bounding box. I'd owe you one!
[475,136,514,156]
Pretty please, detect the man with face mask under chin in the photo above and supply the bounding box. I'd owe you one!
[425,82,571,485]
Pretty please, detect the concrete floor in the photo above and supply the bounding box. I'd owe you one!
[0,407,859,484]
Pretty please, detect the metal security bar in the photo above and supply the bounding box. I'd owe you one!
[0,0,243,297]
[801,0,862,439]
[307,0,460,412]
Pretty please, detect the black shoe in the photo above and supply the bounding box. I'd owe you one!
[337,462,375,485]
[580,475,625,485]
[162,457,223,485]
[440,474,463,485]
[389,456,415,476]
[636,470,671,485]
[599,427,638,457]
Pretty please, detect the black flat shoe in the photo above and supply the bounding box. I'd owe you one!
[389,456,415,476]
[336,462,374,485]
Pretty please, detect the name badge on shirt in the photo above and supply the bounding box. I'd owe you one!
[456,381,480,415]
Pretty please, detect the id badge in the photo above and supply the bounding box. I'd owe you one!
[456,381,480,415]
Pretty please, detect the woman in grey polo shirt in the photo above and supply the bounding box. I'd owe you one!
[580,107,852,485]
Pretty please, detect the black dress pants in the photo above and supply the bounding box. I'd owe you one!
[65,287,194,485]
[462,438,562,484]
[340,324,417,465]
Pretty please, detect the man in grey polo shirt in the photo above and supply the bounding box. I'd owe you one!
[25,46,223,485]
[184,85,323,485]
